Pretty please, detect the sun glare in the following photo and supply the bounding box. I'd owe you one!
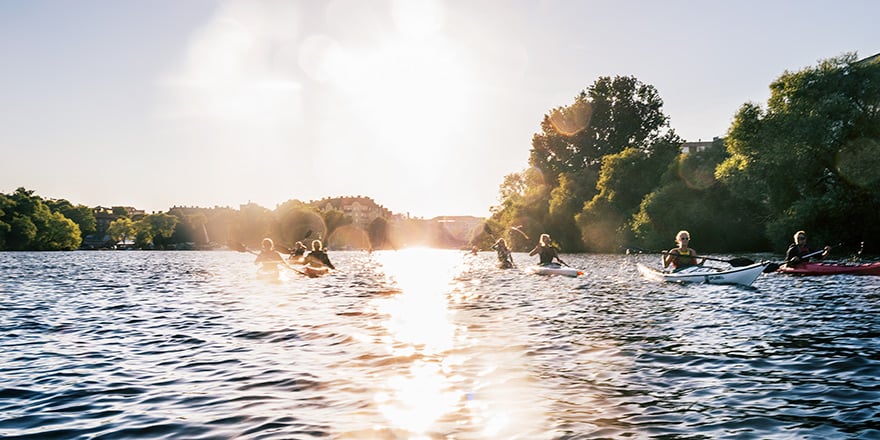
[369,248,464,434]
[318,1,474,159]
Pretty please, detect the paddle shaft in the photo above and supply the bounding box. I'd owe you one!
[660,250,754,266]
[786,247,826,263]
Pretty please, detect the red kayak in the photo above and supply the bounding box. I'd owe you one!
[778,261,880,276]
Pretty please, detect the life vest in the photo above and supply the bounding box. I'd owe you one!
[671,249,697,268]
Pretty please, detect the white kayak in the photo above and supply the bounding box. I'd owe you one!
[527,263,583,277]
[637,262,768,286]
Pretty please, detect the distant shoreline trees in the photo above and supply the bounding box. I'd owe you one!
[0,192,480,252]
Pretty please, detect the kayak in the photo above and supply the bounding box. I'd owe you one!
[299,264,330,278]
[637,262,768,286]
[527,263,583,277]
[777,261,880,276]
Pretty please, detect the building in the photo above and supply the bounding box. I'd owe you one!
[681,137,722,154]
[311,196,392,229]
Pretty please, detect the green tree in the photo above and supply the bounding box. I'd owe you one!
[37,212,81,250]
[143,213,179,248]
[107,217,135,246]
[717,53,880,251]
[494,75,681,251]
[490,167,552,251]
[46,199,96,237]
[578,138,680,252]
[633,141,768,252]
[0,188,82,250]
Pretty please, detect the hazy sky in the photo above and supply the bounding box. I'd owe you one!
[2,1,878,218]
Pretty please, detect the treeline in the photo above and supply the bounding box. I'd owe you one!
[484,53,880,255]
[0,191,480,251]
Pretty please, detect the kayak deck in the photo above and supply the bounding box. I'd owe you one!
[638,262,768,286]
[778,261,880,276]
[527,263,583,277]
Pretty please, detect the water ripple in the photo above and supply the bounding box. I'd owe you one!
[1,250,878,438]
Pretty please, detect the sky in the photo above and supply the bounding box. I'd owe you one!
[1,0,878,219]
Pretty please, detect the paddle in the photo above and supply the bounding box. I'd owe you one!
[660,250,756,267]
[627,247,756,267]
[763,246,834,273]
[511,225,530,240]
[278,230,314,255]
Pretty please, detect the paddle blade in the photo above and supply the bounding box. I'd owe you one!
[763,262,781,273]
[229,242,247,252]
[728,257,756,267]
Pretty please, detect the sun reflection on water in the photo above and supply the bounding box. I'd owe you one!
[363,248,552,438]
[369,248,462,435]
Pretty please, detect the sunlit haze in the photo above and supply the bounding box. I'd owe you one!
[2,0,878,218]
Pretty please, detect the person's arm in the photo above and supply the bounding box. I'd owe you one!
[785,245,799,263]
[552,248,568,266]
[324,254,335,269]
[662,250,675,268]
[528,246,539,256]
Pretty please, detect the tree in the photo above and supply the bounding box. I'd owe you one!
[107,217,135,246]
[632,141,768,252]
[37,212,81,250]
[0,188,82,250]
[368,217,389,249]
[143,213,179,248]
[46,199,96,237]
[717,53,880,252]
[492,76,680,251]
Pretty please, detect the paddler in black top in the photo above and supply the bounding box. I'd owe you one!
[528,233,566,266]
[305,239,335,269]
[288,241,308,263]
[785,230,829,264]
[663,230,705,271]
[491,238,514,268]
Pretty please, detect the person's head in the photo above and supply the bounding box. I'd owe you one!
[261,238,274,250]
[311,239,323,251]
[495,238,506,247]
[793,230,806,244]
[295,241,305,249]
[540,233,551,246]
[675,230,691,245]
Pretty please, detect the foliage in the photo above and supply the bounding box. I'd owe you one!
[45,199,96,236]
[717,53,880,252]
[494,75,681,252]
[578,137,680,252]
[0,188,82,250]
[107,217,135,246]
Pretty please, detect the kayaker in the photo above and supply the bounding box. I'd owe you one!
[306,239,336,269]
[289,241,308,263]
[529,233,567,266]
[255,238,290,273]
[785,230,829,264]
[662,230,705,271]
[491,238,515,268]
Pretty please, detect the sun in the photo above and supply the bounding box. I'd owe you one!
[320,2,475,157]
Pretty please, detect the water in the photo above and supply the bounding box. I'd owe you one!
[1,250,879,439]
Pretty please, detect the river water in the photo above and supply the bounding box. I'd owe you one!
[1,250,878,439]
